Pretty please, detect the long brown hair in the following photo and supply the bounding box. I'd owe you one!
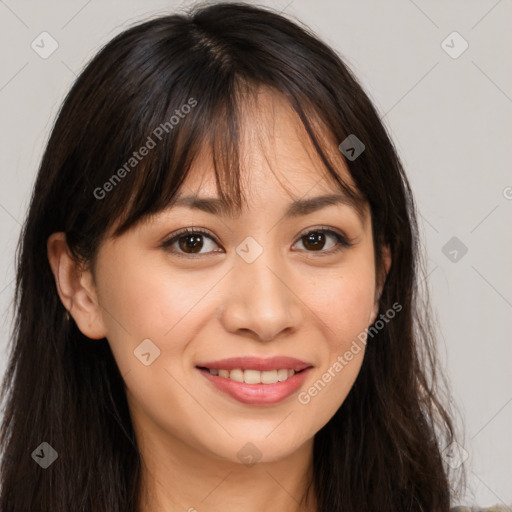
[0,2,463,510]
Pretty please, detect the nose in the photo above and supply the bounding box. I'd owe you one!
[218,252,304,342]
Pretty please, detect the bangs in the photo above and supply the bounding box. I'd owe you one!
[97,78,365,243]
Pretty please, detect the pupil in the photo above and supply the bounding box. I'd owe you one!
[304,232,325,251]
[179,234,203,253]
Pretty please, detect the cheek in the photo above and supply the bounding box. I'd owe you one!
[326,276,375,345]
[296,254,375,412]
[95,256,221,373]
[306,257,376,348]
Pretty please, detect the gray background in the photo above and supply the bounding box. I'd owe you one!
[0,0,510,507]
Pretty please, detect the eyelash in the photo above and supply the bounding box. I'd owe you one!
[160,226,354,258]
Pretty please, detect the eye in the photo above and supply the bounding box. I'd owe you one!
[292,227,353,256]
[160,227,221,257]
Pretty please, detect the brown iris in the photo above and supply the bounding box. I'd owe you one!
[178,233,204,253]
[301,231,326,251]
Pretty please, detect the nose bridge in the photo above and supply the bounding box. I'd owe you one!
[219,240,302,341]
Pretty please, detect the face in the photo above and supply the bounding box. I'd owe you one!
[59,90,389,466]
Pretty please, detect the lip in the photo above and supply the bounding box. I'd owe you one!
[197,366,312,405]
[195,356,312,372]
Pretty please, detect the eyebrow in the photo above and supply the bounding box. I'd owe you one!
[169,193,367,223]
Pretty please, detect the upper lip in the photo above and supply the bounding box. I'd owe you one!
[196,356,312,372]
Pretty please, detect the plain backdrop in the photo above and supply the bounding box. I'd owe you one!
[0,0,510,508]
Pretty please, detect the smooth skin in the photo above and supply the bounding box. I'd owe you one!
[48,89,391,512]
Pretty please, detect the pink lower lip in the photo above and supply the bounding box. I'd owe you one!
[197,367,312,405]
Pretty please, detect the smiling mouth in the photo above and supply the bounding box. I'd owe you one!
[196,366,307,384]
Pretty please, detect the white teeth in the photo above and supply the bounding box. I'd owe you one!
[244,369,261,384]
[261,370,277,384]
[207,368,297,384]
[229,369,244,383]
[277,369,289,381]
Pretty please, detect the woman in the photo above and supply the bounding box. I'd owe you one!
[0,2,464,511]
